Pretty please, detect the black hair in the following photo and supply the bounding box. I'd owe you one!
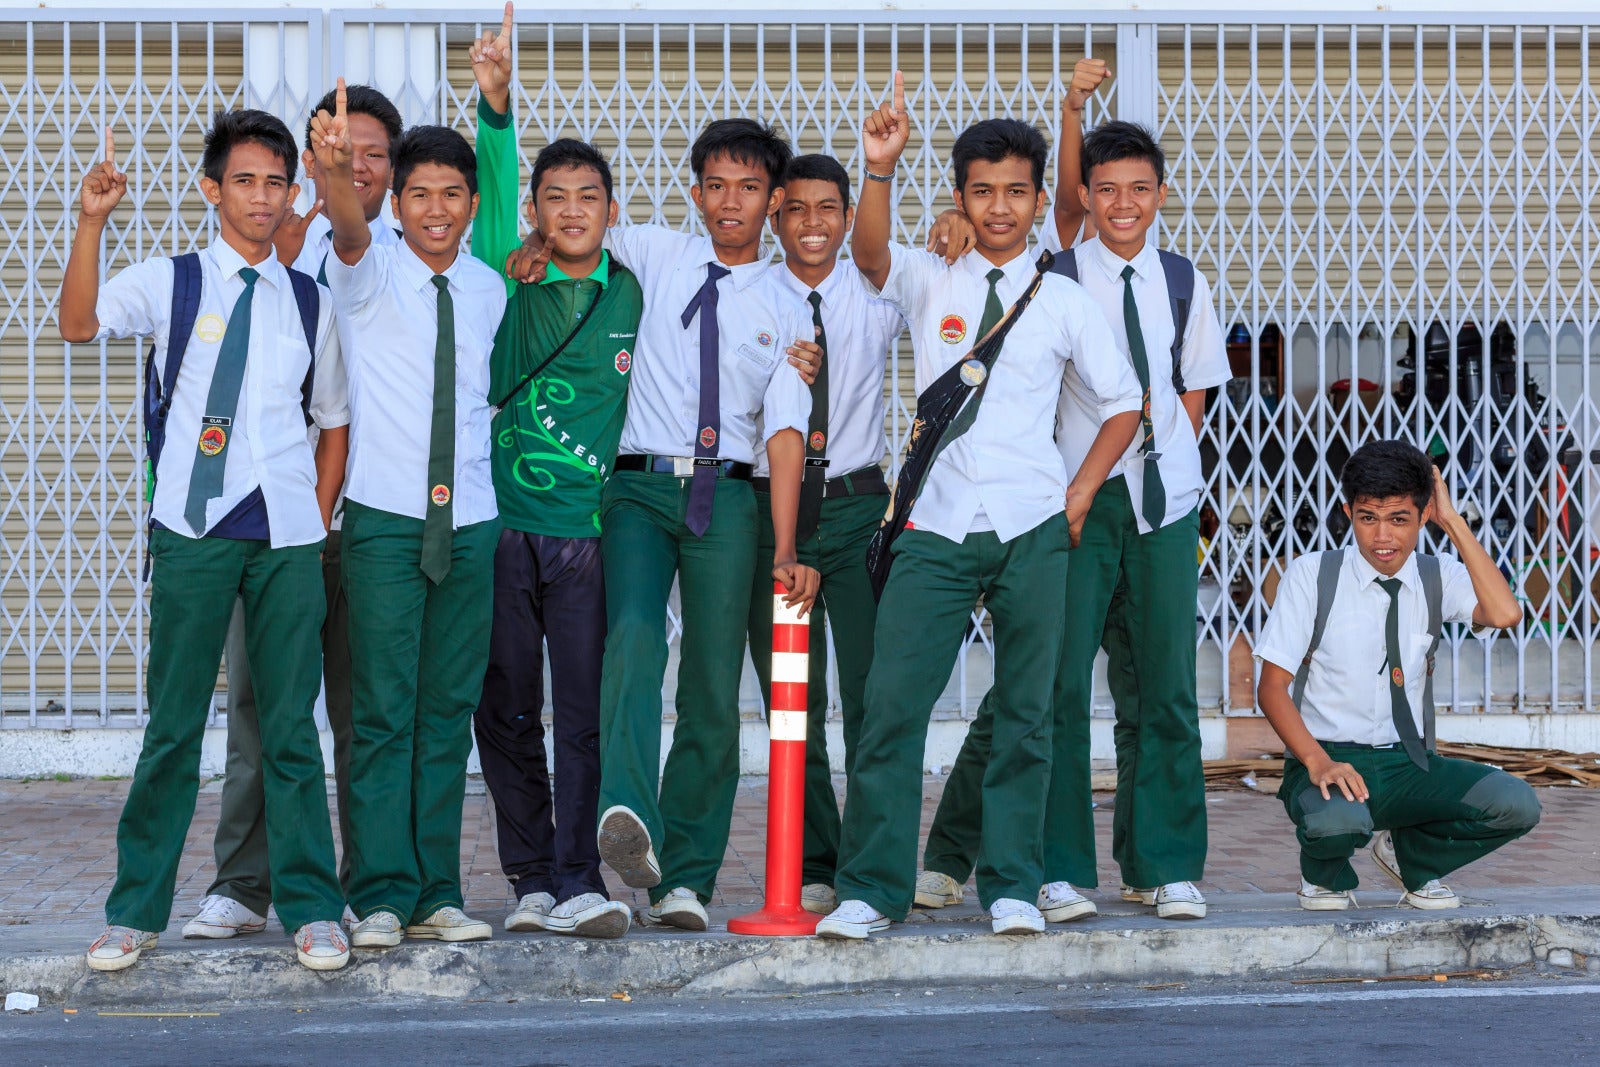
[1079,120,1167,187]
[689,118,792,190]
[201,108,299,185]
[304,84,403,152]
[950,118,1048,193]
[391,125,477,196]
[1340,439,1435,512]
[780,154,851,208]
[529,138,614,202]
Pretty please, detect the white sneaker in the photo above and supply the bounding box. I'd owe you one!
[1155,881,1207,920]
[1372,829,1459,909]
[1037,881,1098,923]
[642,887,708,932]
[181,894,268,939]
[546,893,632,939]
[1297,878,1357,911]
[341,904,359,932]
[990,897,1045,935]
[504,891,557,932]
[86,925,157,972]
[912,870,963,909]
[349,910,404,948]
[406,906,493,942]
[816,899,890,940]
[597,805,661,889]
[1121,884,1157,906]
[800,883,838,915]
[294,920,351,971]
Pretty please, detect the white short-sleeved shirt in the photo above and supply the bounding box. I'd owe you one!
[754,260,904,478]
[1255,545,1481,746]
[325,240,507,525]
[870,243,1140,544]
[295,216,399,531]
[94,239,347,548]
[606,225,812,464]
[1046,235,1232,533]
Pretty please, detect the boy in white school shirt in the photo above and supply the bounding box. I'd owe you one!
[1256,440,1539,909]
[311,82,508,947]
[59,111,351,973]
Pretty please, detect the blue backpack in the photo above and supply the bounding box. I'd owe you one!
[1049,246,1196,393]
[140,253,319,568]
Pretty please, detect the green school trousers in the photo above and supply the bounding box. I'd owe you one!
[340,500,499,923]
[833,513,1068,918]
[106,529,343,934]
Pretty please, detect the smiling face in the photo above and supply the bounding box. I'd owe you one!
[690,151,784,263]
[952,155,1046,264]
[773,177,851,285]
[1344,494,1427,577]
[200,140,298,259]
[1079,156,1167,261]
[528,163,617,276]
[391,162,477,274]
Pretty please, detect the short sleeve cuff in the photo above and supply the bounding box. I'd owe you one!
[1253,643,1303,677]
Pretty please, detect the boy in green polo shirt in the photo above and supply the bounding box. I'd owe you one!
[469,10,643,939]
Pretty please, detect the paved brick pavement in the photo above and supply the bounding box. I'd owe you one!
[2,775,1596,929]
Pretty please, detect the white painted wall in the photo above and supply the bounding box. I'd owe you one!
[30,0,1600,14]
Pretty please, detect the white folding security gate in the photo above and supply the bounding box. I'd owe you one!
[1,11,1595,729]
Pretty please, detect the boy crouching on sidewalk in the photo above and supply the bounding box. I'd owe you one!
[1254,440,1539,909]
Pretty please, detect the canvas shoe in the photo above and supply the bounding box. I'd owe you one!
[86,926,157,972]
[545,893,632,939]
[912,870,963,909]
[991,898,1046,935]
[816,899,891,940]
[349,910,404,948]
[406,906,493,942]
[504,891,557,932]
[1155,881,1207,920]
[181,894,268,939]
[1371,830,1461,909]
[597,805,661,889]
[341,904,359,932]
[1297,878,1357,911]
[801,883,838,915]
[295,920,351,971]
[1037,881,1098,923]
[642,887,709,932]
[1121,884,1157,906]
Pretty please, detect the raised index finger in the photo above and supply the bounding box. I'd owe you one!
[104,126,115,162]
[891,69,905,113]
[500,1,514,42]
[335,76,347,119]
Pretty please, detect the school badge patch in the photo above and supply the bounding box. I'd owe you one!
[614,349,632,374]
[431,484,451,507]
[809,430,826,451]
[755,329,775,348]
[940,314,967,344]
[699,426,717,449]
[1391,666,1404,687]
[959,359,987,387]
[193,314,226,344]
[197,424,227,457]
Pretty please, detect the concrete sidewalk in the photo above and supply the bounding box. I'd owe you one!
[2,776,1598,1005]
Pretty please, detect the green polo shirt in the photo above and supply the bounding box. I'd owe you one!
[474,99,644,537]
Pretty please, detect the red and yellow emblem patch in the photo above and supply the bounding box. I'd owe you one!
[1391,666,1405,688]
[699,426,717,449]
[809,430,826,451]
[615,349,632,374]
[431,484,451,507]
[198,425,227,457]
[939,314,967,344]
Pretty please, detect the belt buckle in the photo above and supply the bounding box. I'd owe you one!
[673,456,696,478]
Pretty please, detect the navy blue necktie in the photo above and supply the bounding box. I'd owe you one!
[681,262,731,536]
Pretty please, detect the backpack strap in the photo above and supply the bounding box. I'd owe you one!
[287,266,321,426]
[140,252,202,579]
[1290,549,1345,711]
[1048,246,1079,283]
[1156,248,1194,394]
[1417,552,1444,755]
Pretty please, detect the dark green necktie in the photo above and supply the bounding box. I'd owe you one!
[1377,576,1429,769]
[421,275,455,584]
[797,289,828,542]
[978,266,1005,337]
[1121,264,1167,530]
[184,265,257,535]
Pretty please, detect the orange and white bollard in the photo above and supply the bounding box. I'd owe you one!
[728,581,820,936]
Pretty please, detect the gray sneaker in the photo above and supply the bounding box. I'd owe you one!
[597,805,662,889]
[546,893,631,939]
[86,925,157,972]
[505,891,557,932]
[642,887,708,932]
[350,910,404,948]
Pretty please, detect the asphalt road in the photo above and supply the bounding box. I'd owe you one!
[2,977,1594,1066]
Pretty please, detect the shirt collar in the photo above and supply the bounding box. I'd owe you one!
[958,244,1036,286]
[777,258,844,305]
[207,237,285,289]
[542,249,611,288]
[1085,235,1158,282]
[1346,543,1422,592]
[689,233,774,292]
[395,238,462,293]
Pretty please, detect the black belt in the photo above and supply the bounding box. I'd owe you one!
[752,464,889,499]
[615,454,753,480]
